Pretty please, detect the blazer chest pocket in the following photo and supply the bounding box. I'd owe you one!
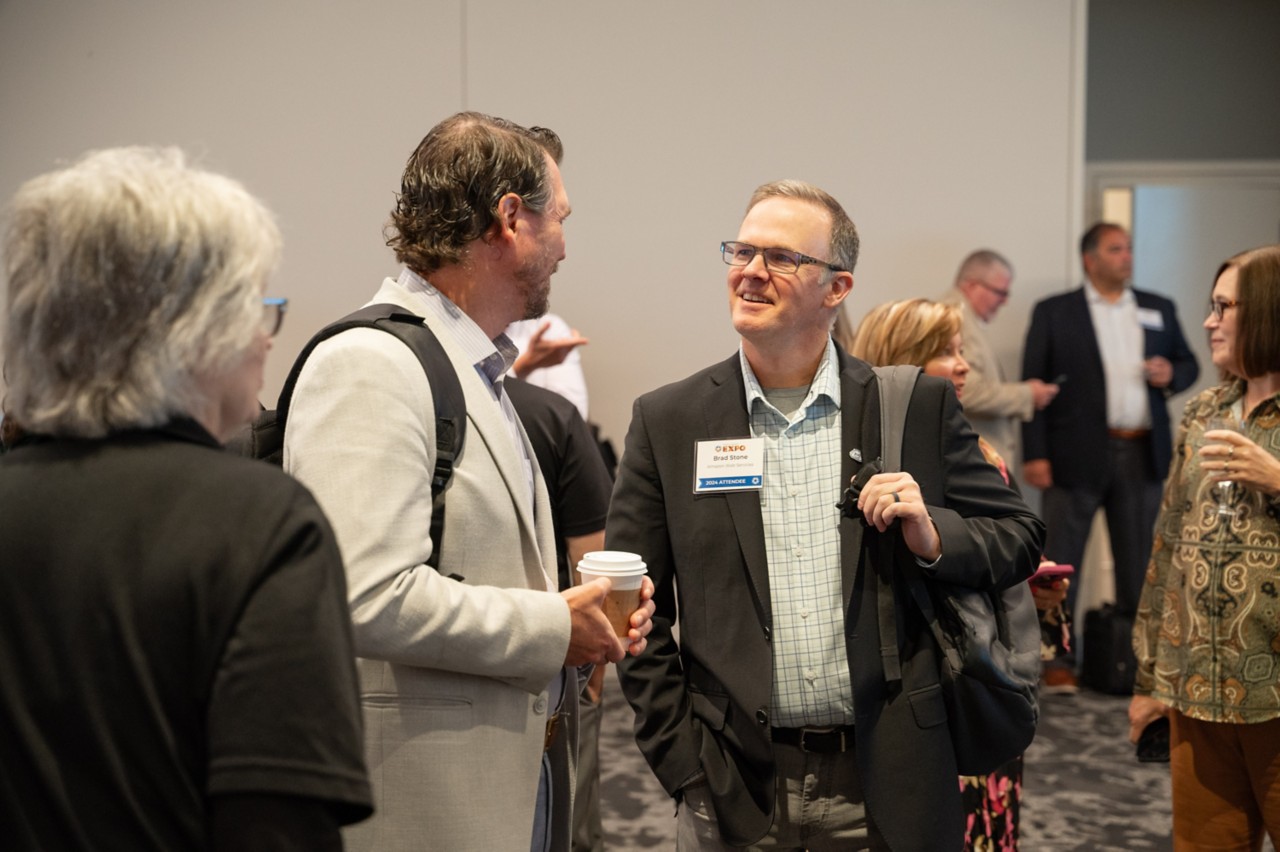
[906,683,947,730]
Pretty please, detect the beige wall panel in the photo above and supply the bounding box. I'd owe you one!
[2,1,1080,452]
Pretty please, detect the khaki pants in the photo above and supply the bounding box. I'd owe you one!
[675,741,888,851]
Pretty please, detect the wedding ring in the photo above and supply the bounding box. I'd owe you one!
[892,492,901,503]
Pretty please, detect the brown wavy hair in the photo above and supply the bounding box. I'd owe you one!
[1216,244,1280,378]
[386,112,563,275]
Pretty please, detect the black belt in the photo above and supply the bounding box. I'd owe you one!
[770,724,856,753]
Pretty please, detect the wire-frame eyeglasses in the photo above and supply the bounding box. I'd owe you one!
[721,241,846,274]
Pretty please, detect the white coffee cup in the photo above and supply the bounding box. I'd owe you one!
[577,551,647,637]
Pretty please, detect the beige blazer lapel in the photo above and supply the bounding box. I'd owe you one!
[425,316,552,592]
[369,278,554,592]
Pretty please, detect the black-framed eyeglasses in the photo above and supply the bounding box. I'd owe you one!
[262,297,288,336]
[1209,298,1240,321]
[721,241,846,274]
[967,278,1011,300]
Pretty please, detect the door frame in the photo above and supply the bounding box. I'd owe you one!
[1086,160,1280,226]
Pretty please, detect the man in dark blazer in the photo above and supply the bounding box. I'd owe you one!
[608,180,1044,851]
[1021,223,1198,682]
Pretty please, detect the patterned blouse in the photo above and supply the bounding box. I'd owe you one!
[1133,380,1280,724]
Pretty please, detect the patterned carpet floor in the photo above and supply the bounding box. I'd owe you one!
[595,676,1276,851]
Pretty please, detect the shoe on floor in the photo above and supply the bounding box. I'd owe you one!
[1043,667,1079,695]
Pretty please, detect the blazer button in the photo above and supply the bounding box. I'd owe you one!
[763,625,771,642]
[534,696,548,714]
[756,708,769,726]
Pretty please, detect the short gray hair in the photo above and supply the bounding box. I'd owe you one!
[954,249,1012,286]
[746,179,860,274]
[3,147,281,438]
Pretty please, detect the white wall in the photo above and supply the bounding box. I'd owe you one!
[1,1,1084,447]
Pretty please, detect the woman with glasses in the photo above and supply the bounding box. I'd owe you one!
[848,298,1068,851]
[0,147,371,849]
[1129,245,1280,851]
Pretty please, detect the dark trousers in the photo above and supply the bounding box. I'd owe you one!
[1041,435,1163,662]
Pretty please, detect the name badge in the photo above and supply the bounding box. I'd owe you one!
[694,438,765,493]
[1136,307,1164,331]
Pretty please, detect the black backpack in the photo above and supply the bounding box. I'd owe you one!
[871,365,1040,776]
[229,303,465,571]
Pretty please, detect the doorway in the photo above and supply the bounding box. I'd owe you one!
[1074,160,1280,614]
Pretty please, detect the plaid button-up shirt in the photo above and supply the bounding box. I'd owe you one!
[740,340,853,727]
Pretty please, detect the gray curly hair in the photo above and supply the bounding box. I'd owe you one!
[3,146,281,438]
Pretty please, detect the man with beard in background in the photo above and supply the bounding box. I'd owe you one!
[285,112,653,852]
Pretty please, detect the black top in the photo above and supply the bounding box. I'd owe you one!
[506,378,614,590]
[0,419,372,850]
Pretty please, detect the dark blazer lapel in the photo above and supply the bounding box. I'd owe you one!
[1134,290,1167,358]
[701,355,772,630]
[837,349,875,611]
[1070,288,1106,379]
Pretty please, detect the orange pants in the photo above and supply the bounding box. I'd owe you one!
[1170,711,1280,851]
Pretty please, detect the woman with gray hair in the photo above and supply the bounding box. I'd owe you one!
[0,147,372,850]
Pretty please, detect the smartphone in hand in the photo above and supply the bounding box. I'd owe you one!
[1031,562,1074,583]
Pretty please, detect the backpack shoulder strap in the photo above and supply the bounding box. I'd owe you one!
[278,303,465,479]
[367,312,466,499]
[872,364,921,473]
[869,364,921,685]
[371,312,465,572]
[280,303,466,572]
[277,304,426,422]
[872,365,963,669]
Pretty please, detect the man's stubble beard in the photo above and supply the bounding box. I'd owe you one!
[516,258,554,321]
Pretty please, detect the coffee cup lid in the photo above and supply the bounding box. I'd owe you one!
[578,551,646,574]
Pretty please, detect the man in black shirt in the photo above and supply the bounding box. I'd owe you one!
[507,377,614,852]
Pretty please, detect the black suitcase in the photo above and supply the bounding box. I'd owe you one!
[1081,604,1137,694]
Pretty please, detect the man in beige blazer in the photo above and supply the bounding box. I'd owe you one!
[285,112,653,852]
[940,249,1059,467]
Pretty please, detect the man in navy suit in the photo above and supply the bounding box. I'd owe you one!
[1022,223,1199,684]
[608,180,1043,850]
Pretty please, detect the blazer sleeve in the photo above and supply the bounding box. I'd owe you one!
[914,379,1045,590]
[284,328,568,695]
[955,321,1034,422]
[606,395,704,796]
[1160,299,1200,396]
